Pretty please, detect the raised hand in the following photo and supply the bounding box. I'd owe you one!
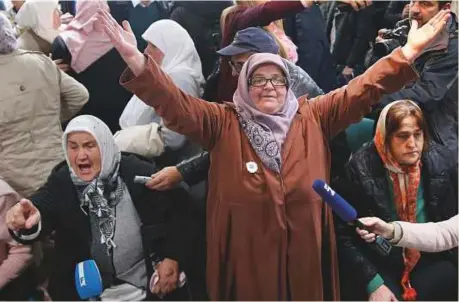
[95,9,145,76]
[402,9,451,62]
[6,199,41,231]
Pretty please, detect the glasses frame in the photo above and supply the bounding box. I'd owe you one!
[248,76,288,87]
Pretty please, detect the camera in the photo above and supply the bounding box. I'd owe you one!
[373,20,410,58]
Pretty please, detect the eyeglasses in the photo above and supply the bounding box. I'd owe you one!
[229,60,244,73]
[248,76,288,87]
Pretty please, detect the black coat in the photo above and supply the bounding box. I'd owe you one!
[169,1,232,78]
[12,154,194,301]
[284,4,338,93]
[334,141,457,298]
[50,36,133,134]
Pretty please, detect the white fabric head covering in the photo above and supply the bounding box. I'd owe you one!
[63,115,120,181]
[15,0,59,43]
[142,19,205,97]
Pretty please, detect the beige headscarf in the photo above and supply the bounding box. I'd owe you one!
[15,0,59,43]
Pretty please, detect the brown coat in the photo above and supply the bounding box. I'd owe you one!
[121,49,417,300]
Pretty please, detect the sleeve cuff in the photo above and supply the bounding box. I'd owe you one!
[389,222,403,244]
[367,274,384,294]
[13,221,42,241]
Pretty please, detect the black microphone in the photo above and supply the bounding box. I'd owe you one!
[312,179,392,256]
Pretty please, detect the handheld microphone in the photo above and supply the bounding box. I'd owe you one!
[312,179,392,256]
[75,260,103,301]
[134,176,152,184]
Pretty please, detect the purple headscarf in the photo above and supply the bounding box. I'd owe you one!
[233,53,299,173]
[0,14,18,54]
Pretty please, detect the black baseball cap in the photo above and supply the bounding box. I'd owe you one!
[217,27,280,56]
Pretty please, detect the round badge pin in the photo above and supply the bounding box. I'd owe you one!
[246,161,258,174]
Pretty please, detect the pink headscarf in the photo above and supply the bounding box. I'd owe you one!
[59,0,113,73]
[233,53,298,172]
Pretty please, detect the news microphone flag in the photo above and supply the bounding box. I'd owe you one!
[75,260,103,300]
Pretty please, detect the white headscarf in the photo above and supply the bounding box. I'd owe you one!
[63,115,120,181]
[63,115,123,251]
[119,20,205,134]
[142,19,205,97]
[15,0,59,43]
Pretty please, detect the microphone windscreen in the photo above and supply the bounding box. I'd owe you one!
[312,179,357,222]
[75,260,103,300]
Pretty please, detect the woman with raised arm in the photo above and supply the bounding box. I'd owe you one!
[96,7,450,301]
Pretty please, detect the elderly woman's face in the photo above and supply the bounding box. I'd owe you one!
[67,132,102,182]
[145,42,165,65]
[248,64,287,114]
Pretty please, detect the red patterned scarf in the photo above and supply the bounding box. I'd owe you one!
[374,101,422,301]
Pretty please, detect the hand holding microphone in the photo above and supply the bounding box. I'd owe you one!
[357,217,395,242]
[312,180,392,256]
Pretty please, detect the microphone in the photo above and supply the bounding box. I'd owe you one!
[75,260,103,301]
[312,179,392,256]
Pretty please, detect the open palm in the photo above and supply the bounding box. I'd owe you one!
[96,9,139,61]
[405,9,450,55]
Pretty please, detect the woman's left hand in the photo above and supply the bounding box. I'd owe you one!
[152,258,179,296]
[402,9,451,62]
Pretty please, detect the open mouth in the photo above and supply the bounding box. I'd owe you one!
[78,164,92,174]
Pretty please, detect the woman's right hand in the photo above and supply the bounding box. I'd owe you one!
[95,9,145,76]
[356,217,395,242]
[146,167,183,191]
[6,199,41,231]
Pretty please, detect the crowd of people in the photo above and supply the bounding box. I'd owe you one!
[0,0,457,301]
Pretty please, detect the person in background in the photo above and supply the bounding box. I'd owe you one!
[0,177,33,300]
[327,0,378,84]
[15,0,61,54]
[108,0,133,25]
[129,0,168,52]
[0,13,88,198]
[384,0,411,28]
[284,2,337,93]
[51,0,133,134]
[98,5,447,300]
[335,100,457,301]
[6,115,194,301]
[1,0,24,37]
[215,0,309,102]
[357,215,458,253]
[169,1,232,78]
[116,19,205,163]
[373,0,458,155]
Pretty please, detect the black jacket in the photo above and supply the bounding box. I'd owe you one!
[169,1,232,78]
[11,154,194,301]
[334,141,457,292]
[284,4,338,92]
[51,36,133,134]
[326,2,378,69]
[376,18,458,153]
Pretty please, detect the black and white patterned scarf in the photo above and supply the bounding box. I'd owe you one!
[63,115,123,252]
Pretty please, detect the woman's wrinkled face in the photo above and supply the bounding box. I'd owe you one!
[67,132,101,182]
[248,64,287,114]
[144,42,165,65]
